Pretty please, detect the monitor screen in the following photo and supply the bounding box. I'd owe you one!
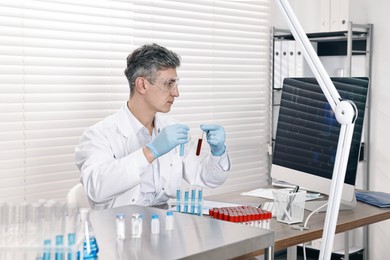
[271,77,369,204]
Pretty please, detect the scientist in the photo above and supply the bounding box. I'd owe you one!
[75,43,231,209]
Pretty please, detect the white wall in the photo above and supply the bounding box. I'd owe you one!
[361,1,390,259]
[271,0,390,259]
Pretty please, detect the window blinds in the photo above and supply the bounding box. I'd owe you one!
[0,0,271,202]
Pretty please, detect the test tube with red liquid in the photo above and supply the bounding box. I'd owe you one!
[196,131,204,156]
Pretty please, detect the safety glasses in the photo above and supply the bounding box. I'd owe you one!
[145,77,180,92]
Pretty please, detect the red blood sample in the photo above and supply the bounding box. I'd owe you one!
[196,138,202,156]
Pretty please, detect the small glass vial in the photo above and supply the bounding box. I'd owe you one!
[116,213,126,240]
[165,211,174,231]
[131,213,143,238]
[151,214,160,234]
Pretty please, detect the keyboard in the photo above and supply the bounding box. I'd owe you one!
[262,201,276,217]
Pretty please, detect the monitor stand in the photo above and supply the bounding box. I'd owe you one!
[305,195,357,212]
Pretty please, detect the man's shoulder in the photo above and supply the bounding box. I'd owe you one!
[89,109,124,132]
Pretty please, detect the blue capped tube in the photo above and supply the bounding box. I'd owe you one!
[184,188,189,213]
[176,189,181,213]
[197,187,203,216]
[191,188,196,214]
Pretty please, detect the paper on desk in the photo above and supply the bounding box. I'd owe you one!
[241,188,322,201]
[202,200,243,215]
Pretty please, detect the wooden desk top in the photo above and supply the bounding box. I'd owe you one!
[206,189,390,253]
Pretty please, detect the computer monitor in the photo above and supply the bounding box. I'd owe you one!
[271,77,369,211]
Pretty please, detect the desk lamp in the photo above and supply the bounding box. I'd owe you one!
[274,1,358,259]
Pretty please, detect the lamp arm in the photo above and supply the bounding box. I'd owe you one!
[274,0,340,111]
[274,1,359,260]
[320,114,356,260]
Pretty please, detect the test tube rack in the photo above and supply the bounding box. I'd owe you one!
[209,205,272,229]
[0,200,86,260]
[171,186,203,216]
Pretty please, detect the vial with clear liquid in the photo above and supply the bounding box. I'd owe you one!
[165,211,174,231]
[151,214,160,234]
[116,214,126,240]
[131,213,143,238]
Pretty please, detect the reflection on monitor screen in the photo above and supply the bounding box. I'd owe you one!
[271,77,369,209]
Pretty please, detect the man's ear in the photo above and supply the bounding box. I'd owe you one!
[134,77,147,95]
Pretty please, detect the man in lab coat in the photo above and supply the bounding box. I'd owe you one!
[75,43,231,209]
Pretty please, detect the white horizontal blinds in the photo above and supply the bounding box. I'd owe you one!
[0,0,132,202]
[133,0,272,195]
[0,0,271,202]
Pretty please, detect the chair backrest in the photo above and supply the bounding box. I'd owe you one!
[67,183,90,208]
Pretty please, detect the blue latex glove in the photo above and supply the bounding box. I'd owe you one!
[200,124,226,156]
[146,124,189,158]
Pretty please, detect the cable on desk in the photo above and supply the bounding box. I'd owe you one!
[293,201,328,260]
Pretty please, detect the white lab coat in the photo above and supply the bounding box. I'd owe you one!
[75,105,230,210]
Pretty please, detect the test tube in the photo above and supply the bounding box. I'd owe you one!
[196,131,204,156]
[18,202,28,247]
[183,187,189,213]
[7,203,16,247]
[43,200,55,260]
[176,189,181,213]
[36,200,46,259]
[191,187,196,214]
[197,187,203,216]
[0,203,7,259]
[0,203,5,246]
[66,203,79,260]
[54,201,66,260]
[180,144,184,157]
[27,202,41,247]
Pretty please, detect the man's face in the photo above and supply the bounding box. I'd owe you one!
[144,68,179,113]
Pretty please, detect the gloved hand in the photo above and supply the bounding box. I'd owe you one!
[200,124,226,156]
[146,124,189,158]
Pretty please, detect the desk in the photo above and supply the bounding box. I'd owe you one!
[89,205,274,260]
[206,189,390,259]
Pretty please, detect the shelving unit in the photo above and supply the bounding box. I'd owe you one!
[269,22,373,260]
[271,22,372,78]
[271,21,372,187]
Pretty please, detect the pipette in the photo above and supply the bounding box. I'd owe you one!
[180,144,184,157]
[196,131,204,156]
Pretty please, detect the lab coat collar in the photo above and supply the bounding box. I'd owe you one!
[123,104,145,137]
[112,104,138,138]
[153,113,167,134]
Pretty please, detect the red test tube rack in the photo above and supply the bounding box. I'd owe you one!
[209,205,272,229]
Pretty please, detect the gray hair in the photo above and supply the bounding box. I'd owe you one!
[124,43,181,96]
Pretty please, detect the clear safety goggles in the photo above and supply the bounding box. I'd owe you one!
[146,77,180,92]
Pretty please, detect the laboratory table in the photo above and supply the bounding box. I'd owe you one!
[90,205,274,260]
[206,189,390,259]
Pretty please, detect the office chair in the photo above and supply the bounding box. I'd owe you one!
[67,183,90,208]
